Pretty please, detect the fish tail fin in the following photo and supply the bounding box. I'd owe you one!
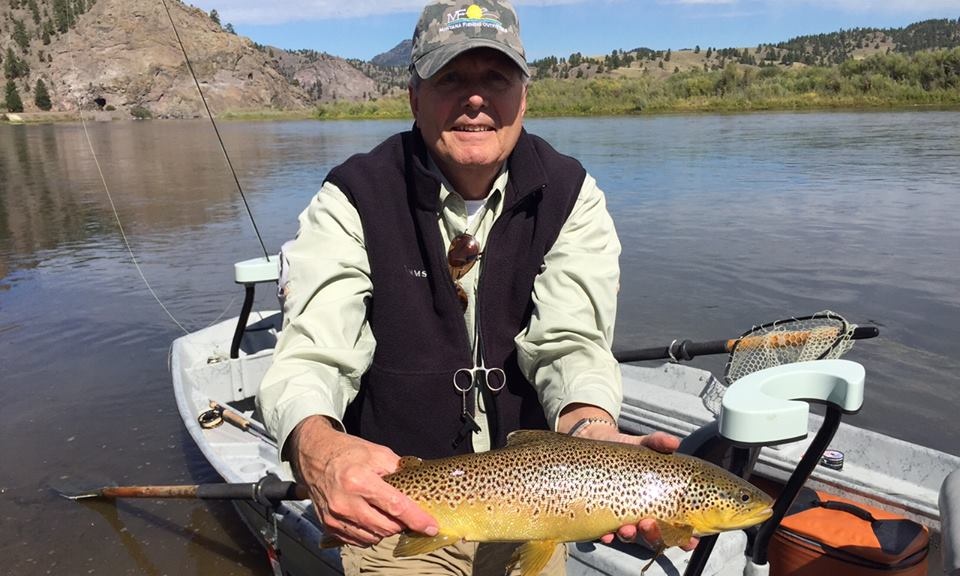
[393,532,459,557]
[507,541,561,576]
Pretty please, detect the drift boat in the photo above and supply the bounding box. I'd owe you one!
[171,257,960,575]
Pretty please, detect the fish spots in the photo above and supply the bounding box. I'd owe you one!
[382,431,772,542]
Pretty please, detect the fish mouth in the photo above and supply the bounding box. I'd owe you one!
[725,505,774,530]
[692,505,774,535]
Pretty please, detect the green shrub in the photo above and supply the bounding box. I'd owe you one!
[130,105,152,120]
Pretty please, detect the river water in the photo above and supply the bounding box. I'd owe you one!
[1,111,958,574]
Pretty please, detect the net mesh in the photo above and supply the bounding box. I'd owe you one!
[702,311,857,415]
[725,311,856,384]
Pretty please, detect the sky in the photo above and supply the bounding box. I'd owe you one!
[188,1,959,62]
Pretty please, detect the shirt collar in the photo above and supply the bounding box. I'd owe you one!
[426,154,508,208]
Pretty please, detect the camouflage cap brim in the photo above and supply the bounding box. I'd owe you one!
[413,38,530,79]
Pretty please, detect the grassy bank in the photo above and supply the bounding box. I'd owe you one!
[312,48,960,119]
[6,49,958,124]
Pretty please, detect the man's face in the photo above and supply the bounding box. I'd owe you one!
[410,48,527,180]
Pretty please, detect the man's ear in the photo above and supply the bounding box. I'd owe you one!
[409,84,419,118]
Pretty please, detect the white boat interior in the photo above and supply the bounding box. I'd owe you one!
[170,259,960,575]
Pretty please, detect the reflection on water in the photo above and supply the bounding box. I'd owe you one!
[1,112,958,574]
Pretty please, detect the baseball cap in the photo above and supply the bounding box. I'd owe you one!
[410,0,529,80]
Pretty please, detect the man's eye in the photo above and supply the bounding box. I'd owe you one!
[436,73,461,86]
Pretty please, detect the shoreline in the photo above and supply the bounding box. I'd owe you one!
[5,100,960,125]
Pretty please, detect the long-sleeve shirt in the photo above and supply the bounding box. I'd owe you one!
[258,164,622,457]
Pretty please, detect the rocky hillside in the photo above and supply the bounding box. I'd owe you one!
[2,2,957,117]
[530,18,960,81]
[274,49,377,102]
[0,0,374,116]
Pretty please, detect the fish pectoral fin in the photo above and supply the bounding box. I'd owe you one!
[392,532,458,557]
[507,540,560,576]
[657,521,695,548]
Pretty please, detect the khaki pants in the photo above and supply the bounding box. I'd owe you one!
[340,534,567,576]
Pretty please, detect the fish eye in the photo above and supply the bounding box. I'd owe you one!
[740,490,751,503]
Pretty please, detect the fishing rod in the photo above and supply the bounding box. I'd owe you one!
[158,0,269,260]
[202,400,277,446]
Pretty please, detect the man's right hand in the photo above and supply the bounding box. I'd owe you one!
[287,415,439,547]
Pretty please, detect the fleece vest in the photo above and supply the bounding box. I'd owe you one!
[327,127,586,459]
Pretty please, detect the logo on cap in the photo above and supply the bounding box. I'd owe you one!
[443,4,507,34]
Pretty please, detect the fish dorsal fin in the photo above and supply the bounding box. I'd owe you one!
[397,456,424,470]
[505,429,562,447]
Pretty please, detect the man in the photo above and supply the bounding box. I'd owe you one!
[258,1,691,573]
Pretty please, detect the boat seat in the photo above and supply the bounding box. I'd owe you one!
[679,360,865,576]
[942,468,960,576]
[719,359,865,446]
[231,255,280,359]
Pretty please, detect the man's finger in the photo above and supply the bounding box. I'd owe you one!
[615,523,639,542]
[367,483,439,536]
[636,518,663,546]
[640,431,681,454]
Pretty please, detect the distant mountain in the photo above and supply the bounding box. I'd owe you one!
[372,40,412,68]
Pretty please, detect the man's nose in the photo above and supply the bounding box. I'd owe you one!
[464,93,486,109]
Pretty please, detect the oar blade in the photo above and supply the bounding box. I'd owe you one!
[54,484,202,500]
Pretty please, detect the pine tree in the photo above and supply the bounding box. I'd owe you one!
[13,19,29,52]
[4,47,26,79]
[53,0,74,32]
[34,77,50,110]
[210,9,220,25]
[5,80,24,112]
[28,0,40,24]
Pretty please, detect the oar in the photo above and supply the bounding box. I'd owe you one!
[614,325,879,363]
[58,473,308,504]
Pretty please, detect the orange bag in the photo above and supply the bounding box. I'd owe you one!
[767,487,929,575]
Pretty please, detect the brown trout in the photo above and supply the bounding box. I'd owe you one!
[376,430,774,575]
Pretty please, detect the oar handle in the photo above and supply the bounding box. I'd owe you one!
[614,325,879,363]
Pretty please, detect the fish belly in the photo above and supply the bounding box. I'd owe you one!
[420,497,630,543]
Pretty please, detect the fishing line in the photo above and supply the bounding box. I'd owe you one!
[74,100,190,336]
[76,110,239,334]
[159,0,269,260]
[69,2,244,336]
